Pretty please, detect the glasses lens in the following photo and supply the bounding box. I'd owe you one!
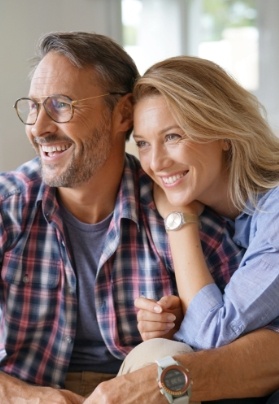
[16,98,38,124]
[44,95,72,123]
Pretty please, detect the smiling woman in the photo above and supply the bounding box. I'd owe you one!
[134,96,230,214]
[133,55,279,352]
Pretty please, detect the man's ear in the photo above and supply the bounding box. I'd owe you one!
[222,139,231,151]
[114,93,134,131]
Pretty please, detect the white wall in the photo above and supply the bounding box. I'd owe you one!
[1,0,279,171]
[257,0,279,134]
[0,0,122,171]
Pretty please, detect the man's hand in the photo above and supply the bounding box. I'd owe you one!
[83,364,166,404]
[0,372,84,404]
[135,295,183,340]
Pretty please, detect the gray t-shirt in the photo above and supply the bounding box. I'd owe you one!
[59,203,122,373]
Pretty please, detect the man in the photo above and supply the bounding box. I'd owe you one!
[0,31,278,403]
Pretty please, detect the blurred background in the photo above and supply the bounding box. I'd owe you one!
[0,0,278,170]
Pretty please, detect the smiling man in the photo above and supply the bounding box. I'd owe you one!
[25,53,117,190]
[1,31,153,401]
[0,32,188,403]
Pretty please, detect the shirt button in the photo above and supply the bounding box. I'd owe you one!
[65,336,73,344]
[23,274,29,283]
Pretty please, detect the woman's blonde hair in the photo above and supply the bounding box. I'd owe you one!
[133,56,279,210]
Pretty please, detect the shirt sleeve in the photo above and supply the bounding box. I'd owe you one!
[265,315,279,332]
[174,188,279,349]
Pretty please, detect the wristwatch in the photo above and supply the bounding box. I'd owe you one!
[164,212,199,231]
[156,356,192,403]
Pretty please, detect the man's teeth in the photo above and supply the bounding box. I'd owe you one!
[41,144,69,153]
[162,173,184,184]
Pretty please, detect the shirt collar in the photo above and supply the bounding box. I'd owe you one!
[39,153,155,229]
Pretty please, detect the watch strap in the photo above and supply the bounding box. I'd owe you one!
[156,356,191,404]
[171,396,189,403]
[157,355,179,368]
[182,212,200,226]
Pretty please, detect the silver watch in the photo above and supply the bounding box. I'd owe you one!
[164,212,199,231]
[156,356,192,403]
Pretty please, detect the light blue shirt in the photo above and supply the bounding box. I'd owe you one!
[175,186,279,349]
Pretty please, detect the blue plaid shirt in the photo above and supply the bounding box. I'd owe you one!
[0,154,242,387]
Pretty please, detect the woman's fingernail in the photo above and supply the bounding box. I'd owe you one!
[153,305,162,313]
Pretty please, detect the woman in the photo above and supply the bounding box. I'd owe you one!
[132,56,279,350]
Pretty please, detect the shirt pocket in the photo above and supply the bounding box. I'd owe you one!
[1,251,63,331]
[2,250,60,289]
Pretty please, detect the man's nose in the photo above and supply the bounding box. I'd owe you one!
[29,106,58,137]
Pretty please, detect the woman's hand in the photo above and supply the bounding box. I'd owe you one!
[153,183,204,218]
[135,295,184,341]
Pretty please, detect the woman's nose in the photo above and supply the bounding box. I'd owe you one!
[149,145,171,172]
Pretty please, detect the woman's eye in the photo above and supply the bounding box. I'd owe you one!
[136,140,148,149]
[165,133,181,142]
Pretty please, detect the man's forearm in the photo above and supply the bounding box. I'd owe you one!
[86,329,279,404]
[0,371,84,404]
[177,329,279,401]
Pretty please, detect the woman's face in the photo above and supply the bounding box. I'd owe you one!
[133,95,230,211]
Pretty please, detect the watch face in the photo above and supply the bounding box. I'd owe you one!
[160,364,190,396]
[165,212,183,230]
[164,368,186,392]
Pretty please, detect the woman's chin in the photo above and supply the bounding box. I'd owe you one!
[166,194,192,208]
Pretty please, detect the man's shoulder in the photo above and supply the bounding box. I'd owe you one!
[0,158,43,201]
[124,153,154,199]
[125,153,152,183]
[124,152,141,172]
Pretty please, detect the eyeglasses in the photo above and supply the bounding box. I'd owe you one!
[13,92,126,125]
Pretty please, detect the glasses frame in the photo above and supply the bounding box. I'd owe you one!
[13,92,126,125]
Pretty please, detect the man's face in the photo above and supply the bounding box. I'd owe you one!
[26,52,113,188]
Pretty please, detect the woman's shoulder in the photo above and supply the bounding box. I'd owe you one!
[257,186,279,209]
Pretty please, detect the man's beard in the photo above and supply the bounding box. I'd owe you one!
[41,116,112,188]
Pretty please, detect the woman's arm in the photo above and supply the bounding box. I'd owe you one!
[154,184,213,313]
[154,184,279,349]
[166,217,214,312]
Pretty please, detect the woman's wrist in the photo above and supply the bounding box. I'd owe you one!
[164,211,200,232]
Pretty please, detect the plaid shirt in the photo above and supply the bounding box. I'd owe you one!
[0,154,242,387]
